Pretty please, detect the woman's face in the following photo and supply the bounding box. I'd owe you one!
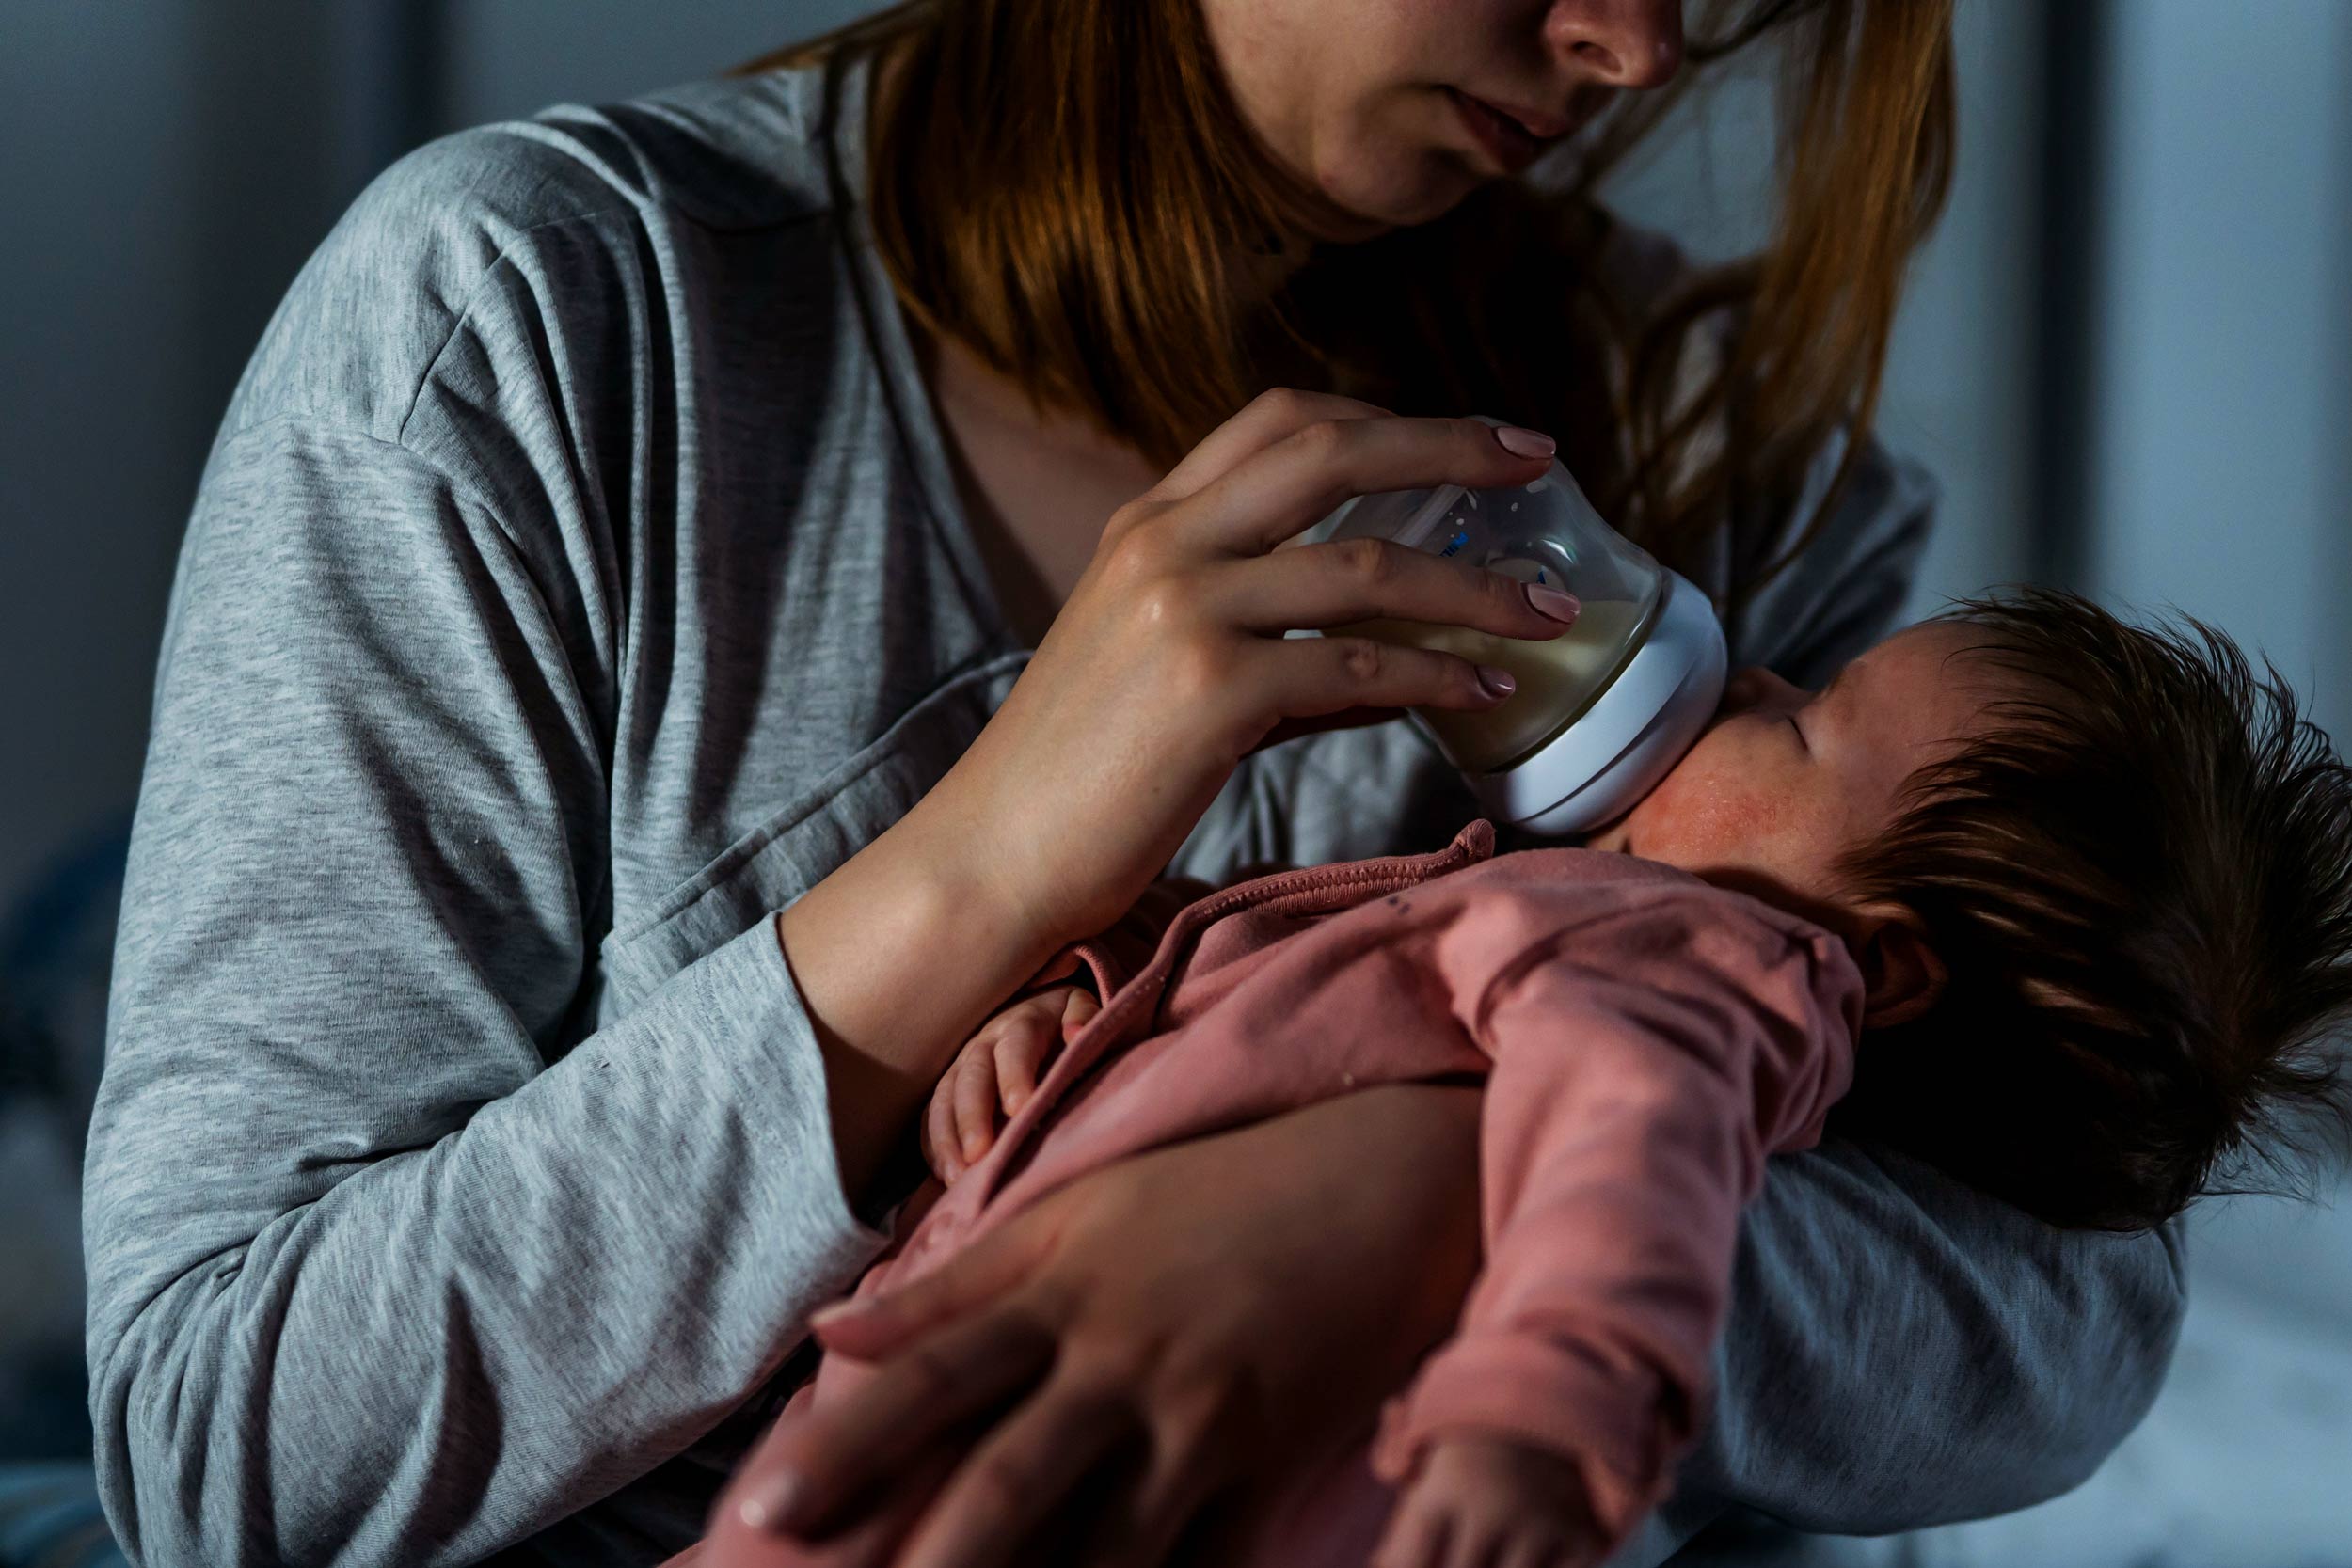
[1200,0,1686,233]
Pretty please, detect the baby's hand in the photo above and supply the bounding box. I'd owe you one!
[1374,1435,1609,1568]
[921,983,1100,1185]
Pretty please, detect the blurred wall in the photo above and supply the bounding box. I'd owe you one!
[0,3,872,908]
[1601,0,2048,625]
[441,0,874,123]
[0,3,405,903]
[2081,0,2352,741]
[2,8,204,907]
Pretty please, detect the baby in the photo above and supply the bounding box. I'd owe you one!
[703,590,2352,1568]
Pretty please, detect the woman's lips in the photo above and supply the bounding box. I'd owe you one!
[1444,87,1570,172]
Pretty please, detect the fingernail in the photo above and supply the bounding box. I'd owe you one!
[1525,583,1580,622]
[808,1299,858,1329]
[1493,425,1555,459]
[738,1473,799,1531]
[1477,665,1517,699]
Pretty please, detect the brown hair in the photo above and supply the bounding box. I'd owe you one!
[1834,591,2352,1231]
[741,0,1954,596]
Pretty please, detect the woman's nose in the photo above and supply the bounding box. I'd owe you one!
[1542,0,1685,89]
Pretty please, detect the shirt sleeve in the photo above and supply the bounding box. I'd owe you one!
[84,420,888,1568]
[1625,1147,2186,1561]
[1025,875,1218,1002]
[1370,895,1862,1549]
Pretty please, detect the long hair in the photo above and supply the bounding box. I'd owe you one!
[740,0,1953,596]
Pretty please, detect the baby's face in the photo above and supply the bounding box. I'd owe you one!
[1587,622,2004,920]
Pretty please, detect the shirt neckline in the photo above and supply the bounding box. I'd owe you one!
[814,50,1024,658]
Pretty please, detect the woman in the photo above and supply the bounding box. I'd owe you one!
[84,1,2181,1565]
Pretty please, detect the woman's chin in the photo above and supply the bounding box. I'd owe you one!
[1311,152,1487,236]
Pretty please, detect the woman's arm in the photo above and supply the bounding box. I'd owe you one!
[86,422,905,1568]
[1625,1145,2185,1560]
[703,1085,1489,1568]
[773,388,1578,1194]
[92,336,1582,1568]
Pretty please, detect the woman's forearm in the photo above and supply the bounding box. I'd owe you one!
[87,423,914,1568]
[778,800,1075,1200]
[1655,1141,2185,1549]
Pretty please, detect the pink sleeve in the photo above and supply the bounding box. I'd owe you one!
[1372,897,1862,1544]
[1019,874,1217,1002]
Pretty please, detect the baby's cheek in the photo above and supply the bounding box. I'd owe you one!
[1629,762,1794,864]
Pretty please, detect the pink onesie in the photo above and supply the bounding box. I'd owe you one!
[685,819,1861,1566]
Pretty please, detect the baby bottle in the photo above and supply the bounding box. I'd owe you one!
[1309,420,1727,834]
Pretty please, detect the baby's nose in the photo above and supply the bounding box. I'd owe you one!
[1721,665,1807,715]
[1720,667,1773,712]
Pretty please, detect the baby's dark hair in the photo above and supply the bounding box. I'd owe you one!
[1830,588,2352,1231]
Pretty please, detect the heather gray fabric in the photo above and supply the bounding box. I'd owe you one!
[85,54,2184,1568]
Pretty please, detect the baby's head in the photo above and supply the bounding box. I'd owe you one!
[1590,588,2352,1230]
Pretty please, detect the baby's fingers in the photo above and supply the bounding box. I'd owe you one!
[1059,985,1102,1040]
[925,1071,969,1185]
[995,991,1093,1117]
[993,1022,1046,1119]
[952,1048,1004,1167]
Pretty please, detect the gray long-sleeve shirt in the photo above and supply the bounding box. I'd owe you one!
[84,52,2184,1568]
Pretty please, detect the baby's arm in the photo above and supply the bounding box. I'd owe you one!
[1375,1435,1606,1568]
[921,872,1218,1184]
[1374,897,1863,1568]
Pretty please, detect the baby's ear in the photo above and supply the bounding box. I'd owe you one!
[1853,905,1947,1028]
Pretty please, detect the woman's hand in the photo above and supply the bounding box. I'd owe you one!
[921,984,1099,1184]
[778,393,1565,1199]
[926,391,1572,947]
[734,1084,1486,1568]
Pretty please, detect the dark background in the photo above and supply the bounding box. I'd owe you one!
[3,3,2348,1559]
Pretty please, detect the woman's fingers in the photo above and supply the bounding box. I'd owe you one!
[743,1310,1056,1536]
[809,1221,1049,1363]
[722,1433,962,1568]
[1249,633,1518,721]
[892,1380,1138,1568]
[1149,388,1394,503]
[1212,536,1579,638]
[1499,1538,1564,1568]
[1080,1389,1234,1568]
[1180,414,1555,557]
